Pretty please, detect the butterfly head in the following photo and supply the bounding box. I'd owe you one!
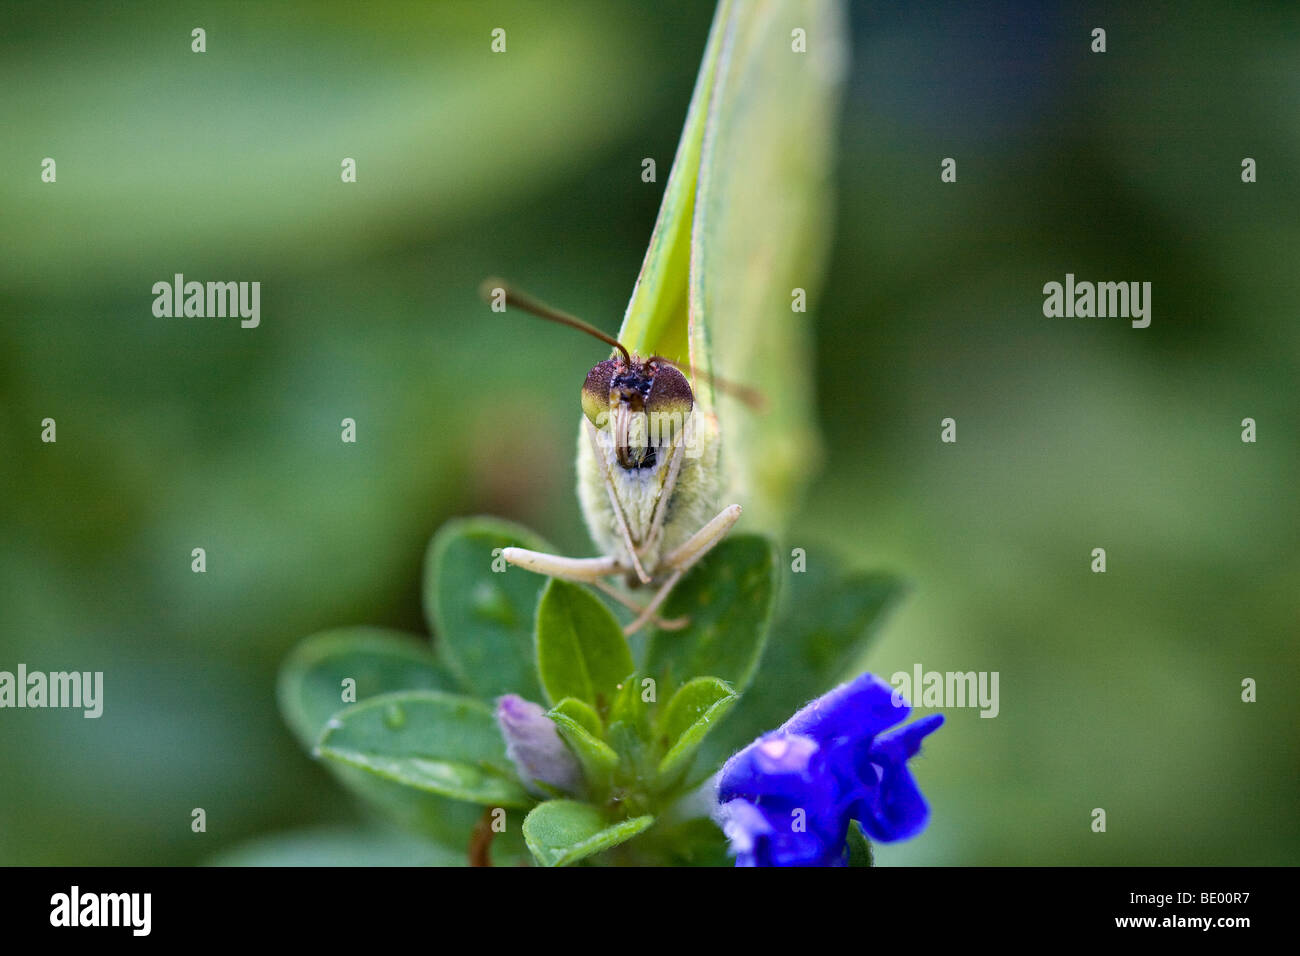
[582,356,693,469]
[478,279,698,468]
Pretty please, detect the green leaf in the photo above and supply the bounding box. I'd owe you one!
[277,633,490,848]
[550,696,604,738]
[602,674,656,802]
[846,821,874,867]
[702,558,907,766]
[606,720,652,788]
[535,579,635,710]
[522,800,654,867]
[277,627,462,750]
[548,698,619,780]
[317,690,531,809]
[606,671,652,737]
[424,516,553,700]
[327,766,486,850]
[644,535,777,694]
[643,817,733,867]
[655,677,738,781]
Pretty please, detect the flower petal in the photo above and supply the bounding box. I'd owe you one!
[717,798,847,867]
[780,672,910,742]
[717,732,822,803]
[715,673,944,865]
[854,714,944,842]
[872,712,945,761]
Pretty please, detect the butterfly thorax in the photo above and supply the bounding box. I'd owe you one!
[577,355,721,582]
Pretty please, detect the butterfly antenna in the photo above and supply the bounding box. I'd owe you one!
[481,278,631,365]
[660,360,766,413]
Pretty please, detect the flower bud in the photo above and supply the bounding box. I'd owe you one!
[495,694,581,796]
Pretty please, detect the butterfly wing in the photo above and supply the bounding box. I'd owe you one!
[614,0,845,536]
[693,0,847,534]
[616,0,732,392]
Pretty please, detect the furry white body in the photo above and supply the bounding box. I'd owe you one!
[503,395,739,634]
[576,407,721,580]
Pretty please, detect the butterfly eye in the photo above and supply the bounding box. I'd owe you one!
[645,362,693,444]
[581,359,619,426]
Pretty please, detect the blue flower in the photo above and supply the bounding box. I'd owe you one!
[716,673,943,866]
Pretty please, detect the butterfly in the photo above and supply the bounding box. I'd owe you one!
[484,0,845,634]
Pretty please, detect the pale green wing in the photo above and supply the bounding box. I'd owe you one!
[618,0,845,532]
[692,0,847,533]
[616,0,734,380]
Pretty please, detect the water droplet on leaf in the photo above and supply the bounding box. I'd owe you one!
[471,580,516,626]
[383,703,407,729]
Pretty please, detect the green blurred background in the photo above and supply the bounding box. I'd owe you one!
[1,0,1296,865]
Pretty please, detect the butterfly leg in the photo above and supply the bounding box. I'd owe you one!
[622,503,742,635]
[590,579,689,631]
[584,420,653,584]
[501,548,687,630]
[500,549,623,581]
